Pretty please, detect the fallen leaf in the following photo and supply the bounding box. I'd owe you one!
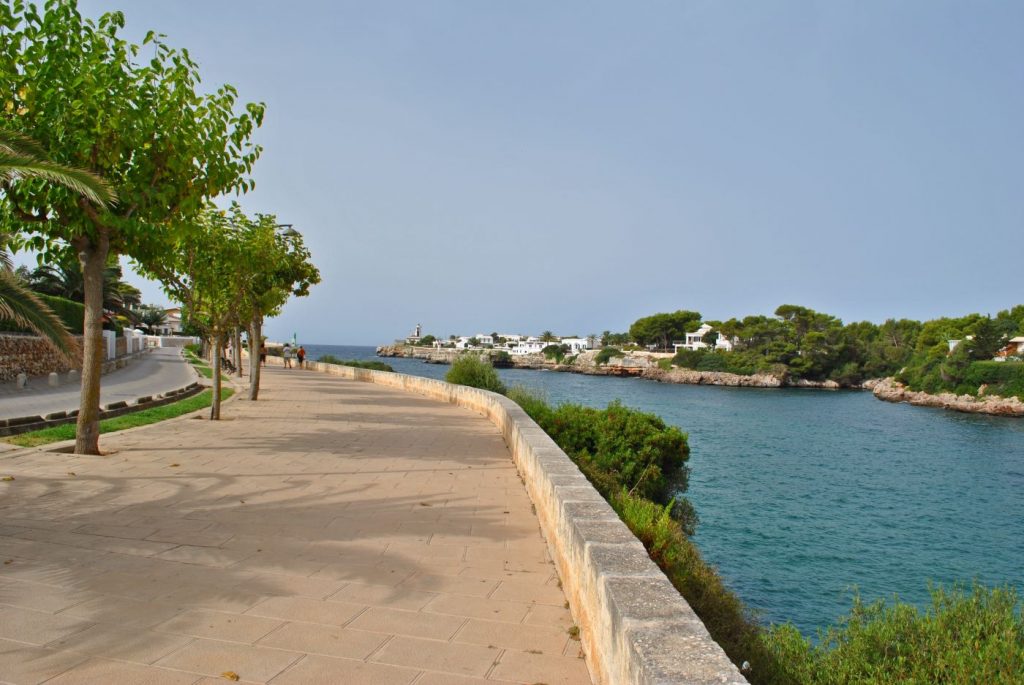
[239,500,246,504]
[67,472,76,476]
[169,463,180,468]
[1,476,14,482]
[221,672,240,681]
[3,559,12,565]
[419,502,431,507]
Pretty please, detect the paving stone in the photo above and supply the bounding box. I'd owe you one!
[0,605,93,645]
[0,638,88,684]
[453,617,570,655]
[154,638,302,681]
[347,606,466,640]
[155,608,284,643]
[268,654,418,685]
[256,621,388,659]
[372,635,499,677]
[44,657,200,684]
[490,649,592,684]
[245,596,366,626]
[45,626,193,665]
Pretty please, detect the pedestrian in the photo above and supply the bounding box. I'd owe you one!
[297,346,306,368]
[259,342,267,367]
[283,343,293,368]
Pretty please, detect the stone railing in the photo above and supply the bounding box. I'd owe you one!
[302,359,747,685]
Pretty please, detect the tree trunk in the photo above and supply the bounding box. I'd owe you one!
[233,328,243,377]
[249,316,262,401]
[73,230,110,455]
[211,332,222,420]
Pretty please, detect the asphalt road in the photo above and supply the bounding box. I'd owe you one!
[0,347,200,419]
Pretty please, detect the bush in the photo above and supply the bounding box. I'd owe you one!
[594,346,624,365]
[445,354,506,394]
[959,361,1024,400]
[762,584,1024,685]
[318,355,394,372]
[542,343,569,363]
[0,293,84,335]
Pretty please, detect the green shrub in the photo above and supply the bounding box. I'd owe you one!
[445,354,506,394]
[542,343,569,363]
[762,584,1024,685]
[594,346,624,366]
[318,355,394,372]
[960,361,1024,400]
[696,353,728,371]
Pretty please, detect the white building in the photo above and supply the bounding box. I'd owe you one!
[673,324,734,353]
[560,338,590,354]
[158,307,184,336]
[509,339,554,356]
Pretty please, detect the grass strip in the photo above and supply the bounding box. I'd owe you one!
[5,388,234,447]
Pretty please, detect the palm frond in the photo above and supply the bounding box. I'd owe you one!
[0,270,80,362]
[0,129,49,158]
[0,151,118,207]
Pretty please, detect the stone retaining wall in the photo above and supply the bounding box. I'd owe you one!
[301,359,747,685]
[0,334,82,382]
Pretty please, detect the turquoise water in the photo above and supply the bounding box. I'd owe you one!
[305,345,1024,635]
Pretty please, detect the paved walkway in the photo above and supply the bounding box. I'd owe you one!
[0,348,200,420]
[0,366,592,684]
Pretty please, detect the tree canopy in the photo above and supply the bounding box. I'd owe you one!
[0,1,264,452]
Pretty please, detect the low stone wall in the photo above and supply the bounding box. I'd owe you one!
[0,334,81,383]
[303,359,747,685]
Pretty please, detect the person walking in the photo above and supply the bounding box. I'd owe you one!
[296,346,306,368]
[259,342,267,367]
[283,344,293,368]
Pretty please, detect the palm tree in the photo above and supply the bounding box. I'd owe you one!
[540,330,557,342]
[0,129,116,359]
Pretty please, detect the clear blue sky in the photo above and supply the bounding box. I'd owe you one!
[76,1,1023,344]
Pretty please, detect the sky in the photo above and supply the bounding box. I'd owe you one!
[65,1,1023,345]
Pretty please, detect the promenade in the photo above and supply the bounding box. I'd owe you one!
[0,367,592,684]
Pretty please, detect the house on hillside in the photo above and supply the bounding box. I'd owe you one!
[509,339,552,355]
[997,336,1024,359]
[673,324,734,353]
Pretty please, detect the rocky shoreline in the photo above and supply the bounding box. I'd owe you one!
[376,344,1023,417]
[376,344,852,389]
[871,377,1024,417]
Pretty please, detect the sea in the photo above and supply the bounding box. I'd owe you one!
[303,344,1024,636]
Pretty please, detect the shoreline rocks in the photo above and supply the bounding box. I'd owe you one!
[377,344,1021,416]
[872,377,1024,417]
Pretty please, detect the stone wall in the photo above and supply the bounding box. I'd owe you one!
[297,357,748,685]
[0,334,81,383]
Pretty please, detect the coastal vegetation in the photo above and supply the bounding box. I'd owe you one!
[318,355,393,372]
[621,304,1024,396]
[445,354,506,394]
[447,358,1024,684]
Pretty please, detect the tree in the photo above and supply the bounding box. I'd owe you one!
[968,317,1005,361]
[0,127,116,358]
[629,310,701,350]
[0,3,264,453]
[0,129,115,206]
[540,330,557,342]
[136,305,167,332]
[228,210,318,401]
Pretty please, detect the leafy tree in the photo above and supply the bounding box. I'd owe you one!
[540,330,557,342]
[967,317,1005,361]
[230,211,318,401]
[629,310,701,350]
[0,3,264,453]
[418,334,436,347]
